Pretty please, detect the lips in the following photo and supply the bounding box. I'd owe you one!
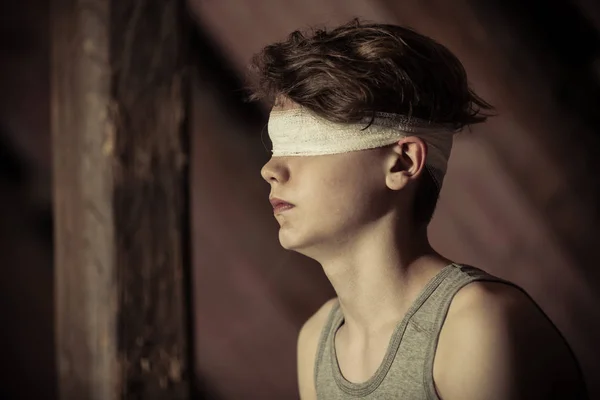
[269,197,295,213]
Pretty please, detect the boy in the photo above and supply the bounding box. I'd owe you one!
[250,19,587,399]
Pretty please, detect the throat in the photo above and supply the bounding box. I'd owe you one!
[334,322,396,384]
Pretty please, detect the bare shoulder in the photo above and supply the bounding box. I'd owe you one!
[434,281,587,400]
[297,298,338,400]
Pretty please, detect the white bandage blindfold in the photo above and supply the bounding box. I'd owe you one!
[267,108,459,189]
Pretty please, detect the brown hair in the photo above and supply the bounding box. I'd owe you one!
[249,19,493,226]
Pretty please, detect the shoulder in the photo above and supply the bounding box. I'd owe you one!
[297,298,338,360]
[297,298,338,400]
[434,280,586,400]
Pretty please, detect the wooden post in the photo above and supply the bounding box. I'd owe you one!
[51,0,193,399]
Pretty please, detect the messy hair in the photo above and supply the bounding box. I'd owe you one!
[249,19,493,226]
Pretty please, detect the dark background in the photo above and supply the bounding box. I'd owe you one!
[1,0,600,398]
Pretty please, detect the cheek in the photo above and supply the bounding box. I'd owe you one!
[311,167,385,224]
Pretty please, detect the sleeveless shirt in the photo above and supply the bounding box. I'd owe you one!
[313,263,578,399]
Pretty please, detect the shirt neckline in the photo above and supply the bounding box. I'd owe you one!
[329,263,458,396]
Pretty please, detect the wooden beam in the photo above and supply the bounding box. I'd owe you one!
[51,0,193,399]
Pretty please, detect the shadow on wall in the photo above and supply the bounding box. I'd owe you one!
[1,0,599,398]
[0,127,55,399]
[188,0,600,398]
[0,0,56,398]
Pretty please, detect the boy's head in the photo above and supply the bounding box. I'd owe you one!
[252,20,492,255]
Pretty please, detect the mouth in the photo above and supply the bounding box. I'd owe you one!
[270,197,295,214]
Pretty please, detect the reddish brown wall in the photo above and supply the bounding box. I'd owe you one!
[1,0,599,399]
[189,0,600,398]
[0,1,55,399]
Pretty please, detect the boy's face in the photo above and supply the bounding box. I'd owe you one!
[261,148,396,256]
[261,99,425,257]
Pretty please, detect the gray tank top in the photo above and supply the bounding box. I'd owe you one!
[314,263,516,399]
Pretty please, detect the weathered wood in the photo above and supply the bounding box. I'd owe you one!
[51,0,192,399]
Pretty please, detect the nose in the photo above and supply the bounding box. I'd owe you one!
[260,157,289,184]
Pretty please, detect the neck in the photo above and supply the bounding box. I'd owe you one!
[311,220,450,336]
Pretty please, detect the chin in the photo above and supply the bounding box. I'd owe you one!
[278,230,301,251]
[278,230,329,259]
[278,229,311,251]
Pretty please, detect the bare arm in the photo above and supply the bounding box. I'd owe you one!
[434,282,585,400]
[297,298,337,400]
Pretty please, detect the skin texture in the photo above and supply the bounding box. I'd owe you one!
[432,281,585,400]
[261,100,585,399]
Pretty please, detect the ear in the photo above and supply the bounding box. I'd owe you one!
[385,137,428,191]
